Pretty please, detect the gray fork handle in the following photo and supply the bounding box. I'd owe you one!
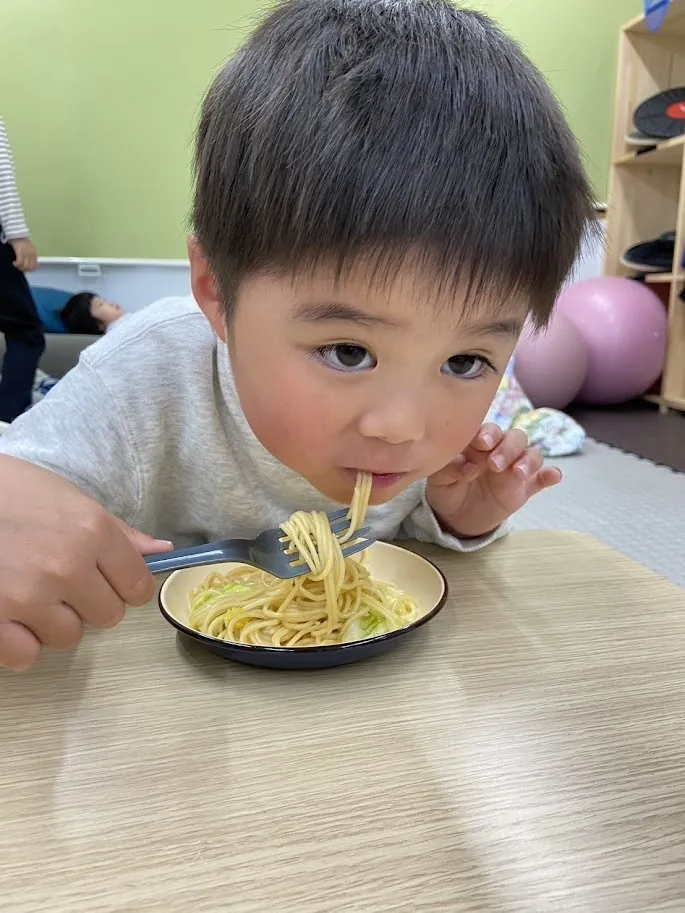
[144,541,245,575]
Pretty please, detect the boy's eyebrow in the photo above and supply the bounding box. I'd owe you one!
[292,302,523,337]
[291,301,403,328]
[460,318,523,338]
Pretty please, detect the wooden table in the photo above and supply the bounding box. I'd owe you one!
[2,531,685,912]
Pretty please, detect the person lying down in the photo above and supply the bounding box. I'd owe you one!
[60,291,127,335]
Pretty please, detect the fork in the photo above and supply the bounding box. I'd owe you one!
[144,508,374,578]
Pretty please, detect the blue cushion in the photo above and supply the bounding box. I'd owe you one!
[31,287,71,334]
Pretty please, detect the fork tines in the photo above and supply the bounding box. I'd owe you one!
[281,508,371,569]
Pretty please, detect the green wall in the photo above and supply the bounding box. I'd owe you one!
[1,0,641,258]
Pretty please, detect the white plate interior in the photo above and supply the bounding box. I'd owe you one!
[160,541,446,636]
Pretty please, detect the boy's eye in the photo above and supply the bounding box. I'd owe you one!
[442,354,489,379]
[316,344,376,372]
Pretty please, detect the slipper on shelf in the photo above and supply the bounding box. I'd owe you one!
[620,230,680,273]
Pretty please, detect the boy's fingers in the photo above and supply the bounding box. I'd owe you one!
[528,465,562,496]
[539,465,562,487]
[428,452,487,488]
[470,423,504,452]
[99,523,158,607]
[430,431,531,488]
[0,621,41,672]
[487,429,529,471]
[68,571,127,630]
[512,447,544,480]
[427,458,467,488]
[23,603,84,651]
[115,517,173,556]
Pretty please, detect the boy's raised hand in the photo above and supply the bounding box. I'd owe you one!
[0,456,172,672]
[426,424,561,539]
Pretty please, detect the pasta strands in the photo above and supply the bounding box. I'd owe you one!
[188,473,417,647]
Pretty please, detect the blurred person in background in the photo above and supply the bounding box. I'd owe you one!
[60,292,127,335]
[0,115,43,422]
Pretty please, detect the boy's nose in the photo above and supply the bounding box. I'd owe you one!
[357,397,425,445]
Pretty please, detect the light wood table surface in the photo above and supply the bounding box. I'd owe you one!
[2,531,685,913]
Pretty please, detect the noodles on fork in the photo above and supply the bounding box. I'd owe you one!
[187,472,417,647]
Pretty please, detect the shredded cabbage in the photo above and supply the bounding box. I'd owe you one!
[341,610,396,643]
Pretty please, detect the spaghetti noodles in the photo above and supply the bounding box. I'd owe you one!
[187,472,417,647]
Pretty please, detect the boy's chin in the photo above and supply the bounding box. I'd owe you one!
[367,485,405,506]
[306,470,412,507]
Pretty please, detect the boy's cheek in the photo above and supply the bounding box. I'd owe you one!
[234,368,339,472]
[251,402,308,460]
[425,395,495,467]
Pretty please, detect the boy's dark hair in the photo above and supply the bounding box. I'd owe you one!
[193,0,596,326]
[60,292,104,335]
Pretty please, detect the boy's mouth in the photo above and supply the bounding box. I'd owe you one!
[343,468,410,490]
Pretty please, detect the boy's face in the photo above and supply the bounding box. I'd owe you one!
[190,242,525,505]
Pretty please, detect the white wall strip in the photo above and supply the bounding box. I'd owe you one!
[30,259,191,312]
[38,257,189,268]
[30,223,606,315]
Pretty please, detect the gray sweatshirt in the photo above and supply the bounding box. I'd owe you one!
[0,296,503,552]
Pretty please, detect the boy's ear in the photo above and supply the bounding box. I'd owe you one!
[187,236,227,342]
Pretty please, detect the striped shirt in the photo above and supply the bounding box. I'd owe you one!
[0,116,29,241]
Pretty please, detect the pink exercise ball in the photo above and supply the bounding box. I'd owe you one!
[514,313,590,409]
[556,277,667,405]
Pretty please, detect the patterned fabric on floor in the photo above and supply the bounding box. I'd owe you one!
[486,357,586,457]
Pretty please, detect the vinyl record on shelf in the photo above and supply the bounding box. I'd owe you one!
[625,131,658,149]
[634,87,685,139]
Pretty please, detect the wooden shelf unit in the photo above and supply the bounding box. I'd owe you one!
[604,0,685,413]
[645,270,685,283]
[613,133,685,166]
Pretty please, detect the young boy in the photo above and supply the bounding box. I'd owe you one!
[0,0,595,672]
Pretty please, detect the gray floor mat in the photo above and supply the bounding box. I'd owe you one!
[512,439,684,588]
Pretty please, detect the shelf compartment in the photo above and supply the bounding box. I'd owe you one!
[614,135,684,167]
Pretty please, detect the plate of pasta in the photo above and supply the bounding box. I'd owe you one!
[158,474,448,669]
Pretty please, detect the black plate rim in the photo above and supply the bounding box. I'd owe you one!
[158,544,449,656]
